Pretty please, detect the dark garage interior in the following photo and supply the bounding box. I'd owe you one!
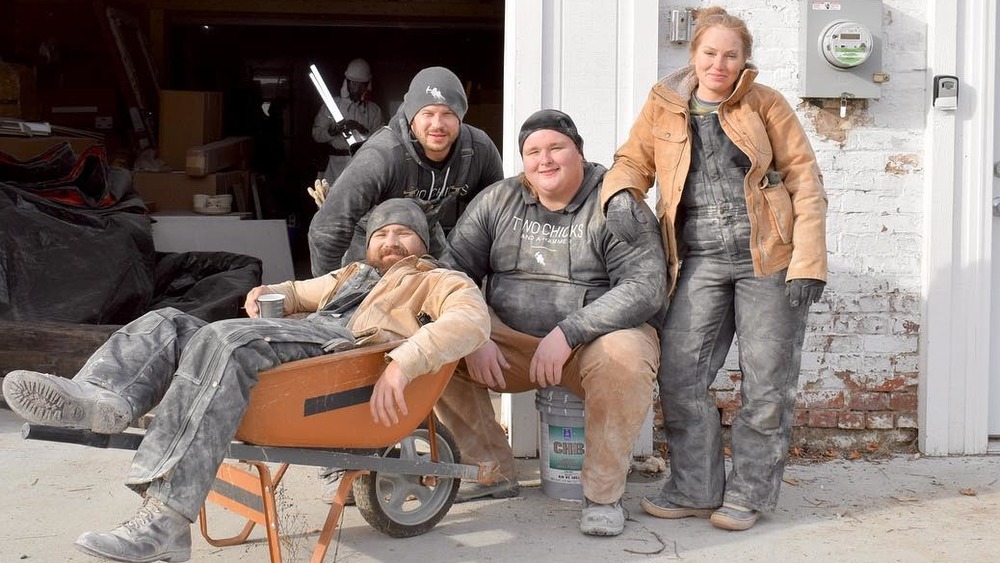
[1,0,504,268]
[0,0,503,373]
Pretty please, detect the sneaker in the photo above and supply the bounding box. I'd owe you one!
[580,498,626,537]
[75,496,192,562]
[454,480,520,503]
[2,370,132,433]
[640,493,717,519]
[319,469,354,506]
[709,502,761,531]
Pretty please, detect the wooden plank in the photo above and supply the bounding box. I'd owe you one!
[0,321,120,407]
[186,136,253,177]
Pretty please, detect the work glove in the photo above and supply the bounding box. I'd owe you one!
[605,190,649,245]
[786,278,826,308]
[329,119,367,137]
[307,178,330,208]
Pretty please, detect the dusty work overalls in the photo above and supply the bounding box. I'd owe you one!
[657,108,810,512]
[74,266,380,521]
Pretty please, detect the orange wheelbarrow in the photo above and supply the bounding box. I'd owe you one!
[22,340,494,563]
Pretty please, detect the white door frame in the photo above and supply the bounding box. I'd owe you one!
[921,0,997,455]
[990,4,1000,440]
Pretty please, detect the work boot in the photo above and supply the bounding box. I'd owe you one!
[709,503,761,531]
[640,493,717,519]
[2,370,132,433]
[454,479,520,503]
[75,496,192,562]
[319,468,354,506]
[580,497,626,536]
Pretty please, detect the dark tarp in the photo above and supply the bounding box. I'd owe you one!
[151,251,262,322]
[0,141,262,324]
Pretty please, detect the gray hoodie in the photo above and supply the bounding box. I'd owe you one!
[307,109,504,276]
[445,162,667,347]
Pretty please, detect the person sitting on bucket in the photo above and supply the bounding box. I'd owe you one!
[435,109,668,536]
[2,198,490,563]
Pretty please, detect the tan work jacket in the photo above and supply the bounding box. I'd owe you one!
[601,64,828,295]
[267,255,489,381]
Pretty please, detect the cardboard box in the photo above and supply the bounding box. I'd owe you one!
[0,136,102,160]
[40,88,118,131]
[186,136,253,177]
[0,63,39,120]
[133,170,249,212]
[157,90,223,170]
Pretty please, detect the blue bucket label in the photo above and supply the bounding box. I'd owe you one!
[543,424,584,483]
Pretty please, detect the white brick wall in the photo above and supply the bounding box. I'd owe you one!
[659,1,926,406]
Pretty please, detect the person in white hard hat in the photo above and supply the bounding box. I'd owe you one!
[311,58,385,187]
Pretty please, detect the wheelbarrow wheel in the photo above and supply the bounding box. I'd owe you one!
[354,422,462,538]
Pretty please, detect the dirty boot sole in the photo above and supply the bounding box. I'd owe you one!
[75,539,191,563]
[640,495,716,519]
[2,371,131,433]
[709,505,760,531]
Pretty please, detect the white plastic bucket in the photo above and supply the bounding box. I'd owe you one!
[535,386,585,501]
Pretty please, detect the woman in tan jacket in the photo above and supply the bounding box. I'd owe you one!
[601,7,827,531]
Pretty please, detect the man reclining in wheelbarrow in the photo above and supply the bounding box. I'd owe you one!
[2,198,490,563]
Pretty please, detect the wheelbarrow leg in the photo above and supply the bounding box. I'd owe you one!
[310,470,364,563]
[199,461,290,563]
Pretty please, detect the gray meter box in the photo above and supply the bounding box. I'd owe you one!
[799,0,884,99]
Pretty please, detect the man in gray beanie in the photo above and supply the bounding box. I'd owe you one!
[438,109,666,536]
[365,197,431,251]
[308,65,504,277]
[3,198,490,563]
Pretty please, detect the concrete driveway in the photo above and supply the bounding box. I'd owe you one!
[1,407,998,562]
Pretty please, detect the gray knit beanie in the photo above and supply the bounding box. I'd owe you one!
[401,66,468,123]
[365,198,431,251]
[518,109,584,155]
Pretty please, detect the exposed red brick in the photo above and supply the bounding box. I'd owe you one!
[868,376,908,392]
[896,413,918,428]
[833,370,862,391]
[849,391,890,411]
[866,411,895,429]
[808,410,839,428]
[720,408,737,426]
[838,411,865,430]
[889,392,918,411]
[714,390,742,411]
[796,390,845,409]
[793,409,809,427]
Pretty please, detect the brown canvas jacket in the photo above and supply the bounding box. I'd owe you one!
[601,64,828,294]
[266,255,489,381]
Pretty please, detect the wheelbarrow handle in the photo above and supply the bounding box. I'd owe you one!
[21,423,144,450]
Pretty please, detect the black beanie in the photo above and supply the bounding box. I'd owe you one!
[402,67,469,123]
[366,199,431,251]
[518,109,584,155]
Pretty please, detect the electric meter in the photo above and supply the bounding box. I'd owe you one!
[818,20,873,69]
